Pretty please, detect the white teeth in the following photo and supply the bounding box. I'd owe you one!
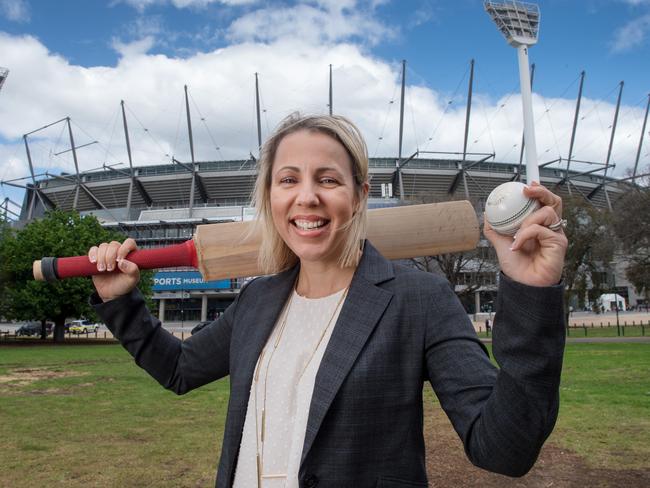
[294,219,326,230]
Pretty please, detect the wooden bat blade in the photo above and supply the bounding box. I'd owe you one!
[194,220,259,281]
[196,200,479,281]
[368,200,479,260]
[33,200,479,282]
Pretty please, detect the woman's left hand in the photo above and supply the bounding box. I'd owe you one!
[484,182,568,287]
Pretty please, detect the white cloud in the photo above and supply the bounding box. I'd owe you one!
[115,0,255,13]
[620,0,650,5]
[171,0,254,6]
[111,35,157,57]
[0,0,30,22]
[407,0,437,28]
[227,2,396,46]
[127,15,165,38]
[0,31,647,206]
[610,13,650,52]
[0,144,29,183]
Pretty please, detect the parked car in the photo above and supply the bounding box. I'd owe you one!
[191,321,212,335]
[67,319,100,334]
[16,321,53,336]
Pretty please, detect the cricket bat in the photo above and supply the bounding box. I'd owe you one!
[33,200,479,282]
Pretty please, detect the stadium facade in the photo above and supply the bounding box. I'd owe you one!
[11,155,640,321]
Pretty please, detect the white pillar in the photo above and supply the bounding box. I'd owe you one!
[159,298,166,323]
[474,290,481,319]
[517,44,539,184]
[201,295,208,322]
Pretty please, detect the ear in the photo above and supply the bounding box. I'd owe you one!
[354,182,370,214]
[361,181,370,199]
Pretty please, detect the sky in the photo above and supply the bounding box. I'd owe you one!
[1,0,649,217]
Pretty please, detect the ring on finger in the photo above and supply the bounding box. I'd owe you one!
[548,218,567,232]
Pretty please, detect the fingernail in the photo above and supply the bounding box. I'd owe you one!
[119,260,127,270]
[97,264,105,271]
[107,265,113,271]
[90,256,96,263]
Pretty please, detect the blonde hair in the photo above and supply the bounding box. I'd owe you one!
[252,113,369,274]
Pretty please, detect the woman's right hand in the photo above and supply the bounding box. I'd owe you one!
[88,238,140,302]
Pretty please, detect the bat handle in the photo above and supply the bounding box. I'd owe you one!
[33,240,199,281]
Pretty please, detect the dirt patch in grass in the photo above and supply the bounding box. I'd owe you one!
[423,399,650,487]
[0,367,86,384]
[0,367,89,394]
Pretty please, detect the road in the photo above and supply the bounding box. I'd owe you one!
[0,321,197,338]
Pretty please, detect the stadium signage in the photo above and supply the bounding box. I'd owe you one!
[153,271,231,291]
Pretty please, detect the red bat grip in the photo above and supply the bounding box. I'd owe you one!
[51,240,198,279]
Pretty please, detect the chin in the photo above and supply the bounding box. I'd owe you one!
[292,246,335,265]
[289,238,346,266]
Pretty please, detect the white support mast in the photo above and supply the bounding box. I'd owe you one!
[485,1,541,184]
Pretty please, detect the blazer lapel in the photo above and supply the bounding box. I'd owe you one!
[301,242,395,465]
[235,266,299,397]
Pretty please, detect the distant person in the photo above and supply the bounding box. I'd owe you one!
[88,113,568,487]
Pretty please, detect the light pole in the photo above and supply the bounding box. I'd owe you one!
[0,67,8,93]
[485,1,541,183]
[610,263,621,336]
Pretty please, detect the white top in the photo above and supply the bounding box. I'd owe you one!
[233,288,347,488]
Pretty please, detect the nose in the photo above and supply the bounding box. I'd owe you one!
[296,181,319,207]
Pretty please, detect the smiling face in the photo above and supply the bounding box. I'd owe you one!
[270,129,362,267]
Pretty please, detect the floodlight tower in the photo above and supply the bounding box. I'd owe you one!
[485,1,540,183]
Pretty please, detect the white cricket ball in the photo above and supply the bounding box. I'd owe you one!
[485,181,540,236]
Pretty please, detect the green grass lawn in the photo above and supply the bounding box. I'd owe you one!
[0,345,229,487]
[553,342,650,470]
[475,325,648,338]
[564,325,648,338]
[0,342,648,486]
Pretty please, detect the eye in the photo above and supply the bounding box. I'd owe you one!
[320,177,339,185]
[279,176,297,184]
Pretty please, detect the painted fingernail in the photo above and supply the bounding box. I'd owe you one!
[107,265,113,271]
[97,264,105,271]
[89,256,96,263]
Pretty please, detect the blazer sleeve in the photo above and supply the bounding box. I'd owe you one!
[91,284,246,395]
[424,272,565,477]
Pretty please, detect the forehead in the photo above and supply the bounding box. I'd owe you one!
[273,129,352,172]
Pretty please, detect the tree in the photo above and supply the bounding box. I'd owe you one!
[562,196,615,320]
[408,193,498,312]
[410,244,497,305]
[0,210,153,341]
[612,183,650,305]
[0,218,12,320]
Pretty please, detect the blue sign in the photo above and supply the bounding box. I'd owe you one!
[153,271,232,291]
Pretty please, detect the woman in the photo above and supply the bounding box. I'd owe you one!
[89,113,567,488]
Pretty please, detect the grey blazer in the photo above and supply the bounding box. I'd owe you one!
[94,241,565,488]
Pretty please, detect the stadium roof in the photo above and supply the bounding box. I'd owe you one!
[13,155,630,225]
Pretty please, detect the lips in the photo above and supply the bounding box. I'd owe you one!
[290,216,330,231]
[293,219,327,230]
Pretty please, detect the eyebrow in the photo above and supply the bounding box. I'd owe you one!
[274,165,345,176]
